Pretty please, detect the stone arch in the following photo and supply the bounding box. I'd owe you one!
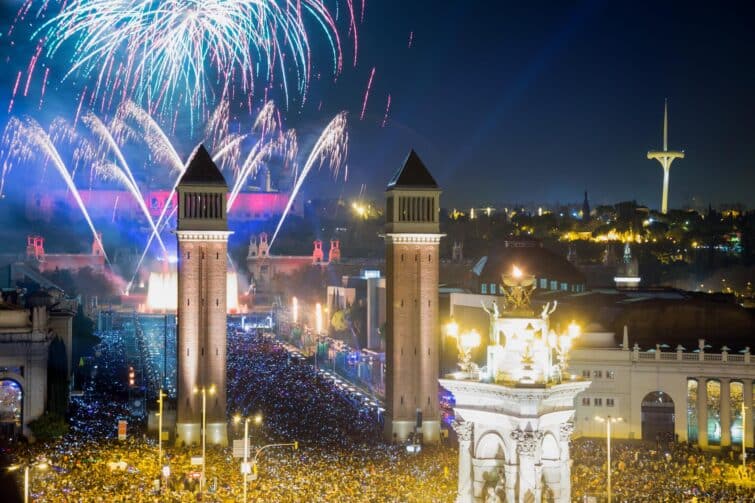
[0,378,23,442]
[472,432,507,501]
[705,379,722,445]
[540,432,562,502]
[475,431,507,460]
[641,391,675,442]
[540,432,560,461]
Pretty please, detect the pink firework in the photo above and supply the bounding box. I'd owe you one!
[360,67,376,121]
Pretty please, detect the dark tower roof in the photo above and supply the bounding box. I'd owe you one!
[387,150,439,189]
[178,144,228,187]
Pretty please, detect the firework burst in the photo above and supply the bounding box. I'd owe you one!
[34,0,354,121]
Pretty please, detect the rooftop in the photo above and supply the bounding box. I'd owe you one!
[178,144,228,187]
[387,150,439,189]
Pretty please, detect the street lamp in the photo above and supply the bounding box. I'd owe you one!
[444,320,480,377]
[315,302,323,335]
[742,402,748,470]
[233,413,263,503]
[8,459,48,503]
[156,388,168,492]
[193,384,216,494]
[595,415,623,503]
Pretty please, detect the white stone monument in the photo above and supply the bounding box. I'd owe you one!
[440,267,590,503]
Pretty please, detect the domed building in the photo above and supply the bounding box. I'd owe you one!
[470,238,586,295]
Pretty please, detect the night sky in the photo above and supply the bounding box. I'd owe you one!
[2,1,755,209]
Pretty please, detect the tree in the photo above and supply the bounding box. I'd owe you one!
[28,412,69,441]
[46,335,69,417]
[72,305,99,390]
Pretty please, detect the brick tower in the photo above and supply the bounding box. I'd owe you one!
[175,145,231,446]
[383,150,442,444]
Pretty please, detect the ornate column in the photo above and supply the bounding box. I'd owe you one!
[744,380,754,449]
[453,419,474,503]
[556,422,574,502]
[720,378,731,447]
[697,377,708,448]
[511,429,543,503]
[504,463,517,503]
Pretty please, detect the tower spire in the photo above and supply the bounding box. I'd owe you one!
[663,98,668,151]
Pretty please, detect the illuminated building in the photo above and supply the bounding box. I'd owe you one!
[246,233,340,290]
[325,270,386,350]
[23,234,105,274]
[570,335,755,450]
[383,150,442,444]
[471,238,586,295]
[0,289,76,441]
[25,187,297,223]
[613,242,641,290]
[174,145,231,447]
[440,267,589,502]
[647,100,685,214]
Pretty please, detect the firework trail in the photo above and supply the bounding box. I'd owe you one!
[360,67,375,121]
[381,94,391,128]
[270,111,349,248]
[119,102,184,172]
[0,117,109,264]
[33,0,352,120]
[126,205,178,295]
[82,112,168,254]
[8,72,22,114]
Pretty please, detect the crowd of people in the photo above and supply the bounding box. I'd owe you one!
[4,318,755,501]
[3,326,456,502]
[572,438,755,502]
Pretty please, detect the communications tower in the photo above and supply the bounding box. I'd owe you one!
[647,100,685,214]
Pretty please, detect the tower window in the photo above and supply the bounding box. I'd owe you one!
[187,252,191,260]
[216,252,219,260]
[187,299,190,306]
[216,299,219,306]
[400,396,404,405]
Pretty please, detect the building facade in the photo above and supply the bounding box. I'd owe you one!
[383,150,442,444]
[175,145,231,447]
[570,341,755,449]
[0,291,75,441]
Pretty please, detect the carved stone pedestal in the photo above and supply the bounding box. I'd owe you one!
[441,379,589,503]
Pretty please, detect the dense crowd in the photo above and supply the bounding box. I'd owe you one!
[2,327,456,502]
[572,438,755,502]
[4,319,755,501]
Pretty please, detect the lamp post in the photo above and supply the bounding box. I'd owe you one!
[157,388,166,465]
[595,415,623,503]
[444,320,481,377]
[193,384,216,494]
[156,388,168,492]
[8,460,48,503]
[234,413,263,503]
[743,401,747,471]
